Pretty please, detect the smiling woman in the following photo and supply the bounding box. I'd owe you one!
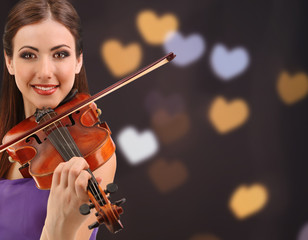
[0,0,117,239]
[5,18,83,117]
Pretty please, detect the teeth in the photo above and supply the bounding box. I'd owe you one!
[34,86,56,91]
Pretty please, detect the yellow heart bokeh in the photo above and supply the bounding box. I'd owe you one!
[101,39,142,77]
[277,71,308,105]
[189,233,220,240]
[208,96,249,134]
[137,10,179,45]
[229,183,268,219]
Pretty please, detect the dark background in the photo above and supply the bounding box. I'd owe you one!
[1,0,308,240]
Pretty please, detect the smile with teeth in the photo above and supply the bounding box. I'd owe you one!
[32,85,58,95]
[34,86,57,91]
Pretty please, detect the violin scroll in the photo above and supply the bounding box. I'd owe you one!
[79,183,125,233]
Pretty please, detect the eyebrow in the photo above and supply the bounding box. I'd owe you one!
[18,44,71,52]
[18,46,38,52]
[51,44,71,51]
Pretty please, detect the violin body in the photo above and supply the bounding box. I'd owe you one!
[2,93,116,189]
[3,92,124,232]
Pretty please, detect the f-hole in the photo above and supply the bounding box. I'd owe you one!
[66,110,80,127]
[26,134,43,145]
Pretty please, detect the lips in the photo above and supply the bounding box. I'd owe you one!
[32,84,58,95]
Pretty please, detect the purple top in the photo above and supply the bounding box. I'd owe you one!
[0,178,97,239]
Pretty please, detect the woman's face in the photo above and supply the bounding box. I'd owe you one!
[5,18,83,118]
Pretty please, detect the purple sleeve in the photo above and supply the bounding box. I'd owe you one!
[0,178,98,240]
[0,178,49,239]
[90,228,98,240]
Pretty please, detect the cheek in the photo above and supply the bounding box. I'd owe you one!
[55,62,77,86]
[14,63,33,87]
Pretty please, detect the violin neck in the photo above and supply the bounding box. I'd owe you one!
[41,111,104,205]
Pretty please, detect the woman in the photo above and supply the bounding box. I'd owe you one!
[0,0,117,239]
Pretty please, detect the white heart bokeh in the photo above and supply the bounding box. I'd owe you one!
[210,44,250,80]
[117,126,159,165]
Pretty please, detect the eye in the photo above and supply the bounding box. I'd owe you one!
[54,51,70,59]
[20,52,36,59]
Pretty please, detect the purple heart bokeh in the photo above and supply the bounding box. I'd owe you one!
[163,31,205,67]
[298,222,308,240]
[145,91,185,114]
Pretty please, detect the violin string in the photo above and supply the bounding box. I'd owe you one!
[45,113,101,202]
[45,112,77,160]
[48,127,103,203]
[47,131,70,161]
[57,114,106,205]
[44,112,105,206]
[48,122,79,160]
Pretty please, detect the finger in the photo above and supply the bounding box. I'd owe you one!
[67,157,89,190]
[75,170,92,203]
[60,161,70,188]
[95,176,103,185]
[51,162,65,187]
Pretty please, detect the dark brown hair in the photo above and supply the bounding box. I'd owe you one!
[0,0,89,177]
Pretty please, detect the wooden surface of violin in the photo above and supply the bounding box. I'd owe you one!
[3,92,125,233]
[3,93,116,189]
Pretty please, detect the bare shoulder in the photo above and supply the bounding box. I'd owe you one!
[93,153,117,184]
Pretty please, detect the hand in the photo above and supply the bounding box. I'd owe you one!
[44,157,92,240]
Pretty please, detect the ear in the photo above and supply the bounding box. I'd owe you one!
[75,52,83,74]
[4,51,14,75]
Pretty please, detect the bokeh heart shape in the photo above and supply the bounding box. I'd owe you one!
[101,39,142,77]
[208,96,249,134]
[148,158,188,193]
[210,44,250,80]
[163,31,206,66]
[151,108,190,145]
[117,126,159,165]
[277,71,308,105]
[137,10,179,45]
[189,233,221,240]
[297,222,308,240]
[145,91,185,114]
[229,183,268,219]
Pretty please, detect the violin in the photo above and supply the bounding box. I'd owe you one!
[0,52,175,233]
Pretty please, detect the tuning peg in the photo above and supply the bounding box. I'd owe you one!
[79,203,95,215]
[96,108,102,116]
[114,198,126,206]
[105,183,118,194]
[88,221,100,230]
[8,156,15,163]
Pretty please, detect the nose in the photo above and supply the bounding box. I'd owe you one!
[37,56,53,80]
